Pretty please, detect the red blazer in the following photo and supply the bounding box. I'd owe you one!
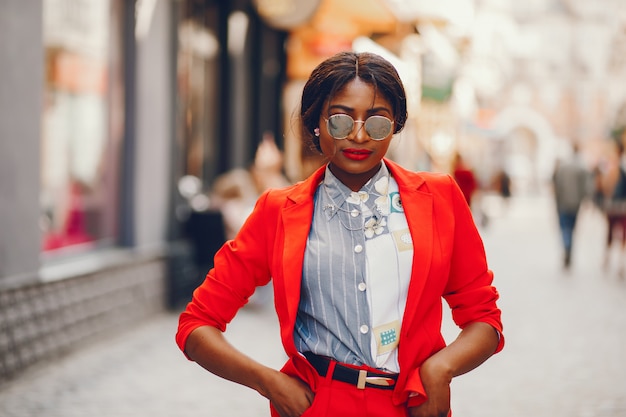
[177,158,504,406]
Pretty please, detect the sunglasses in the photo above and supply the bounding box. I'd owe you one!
[324,114,394,141]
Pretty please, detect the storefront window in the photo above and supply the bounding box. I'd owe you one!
[176,1,220,188]
[41,0,124,255]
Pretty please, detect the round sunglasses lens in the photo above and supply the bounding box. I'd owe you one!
[365,116,392,140]
[327,114,354,139]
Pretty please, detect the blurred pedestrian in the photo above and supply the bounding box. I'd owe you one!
[452,152,477,207]
[176,51,503,417]
[210,135,291,240]
[494,168,511,202]
[602,136,626,276]
[551,143,592,269]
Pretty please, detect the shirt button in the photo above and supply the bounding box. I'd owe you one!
[358,282,367,292]
[359,325,369,334]
[350,209,360,217]
[354,244,363,253]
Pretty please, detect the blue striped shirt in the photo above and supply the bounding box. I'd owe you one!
[294,163,413,372]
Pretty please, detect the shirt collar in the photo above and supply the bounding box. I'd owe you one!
[320,163,391,220]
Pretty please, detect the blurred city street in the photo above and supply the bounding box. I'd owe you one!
[0,191,625,417]
[2,2,626,417]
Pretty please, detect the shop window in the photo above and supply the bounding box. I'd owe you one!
[176,1,221,188]
[41,0,124,255]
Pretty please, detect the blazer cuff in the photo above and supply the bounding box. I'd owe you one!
[403,367,427,407]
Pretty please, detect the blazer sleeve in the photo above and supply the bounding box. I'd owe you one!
[176,190,276,356]
[442,175,504,353]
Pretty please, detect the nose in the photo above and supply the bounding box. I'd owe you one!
[349,120,368,142]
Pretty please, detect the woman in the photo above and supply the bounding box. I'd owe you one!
[176,51,504,417]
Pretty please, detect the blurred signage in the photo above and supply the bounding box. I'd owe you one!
[253,0,321,30]
[383,0,473,29]
[419,24,458,102]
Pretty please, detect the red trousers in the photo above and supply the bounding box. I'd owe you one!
[270,360,409,417]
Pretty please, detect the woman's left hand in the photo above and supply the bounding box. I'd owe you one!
[407,322,500,417]
[407,358,451,417]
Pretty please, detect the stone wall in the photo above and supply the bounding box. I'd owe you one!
[0,259,167,387]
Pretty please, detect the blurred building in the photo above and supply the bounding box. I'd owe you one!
[0,0,287,387]
[458,0,626,193]
[1,0,626,387]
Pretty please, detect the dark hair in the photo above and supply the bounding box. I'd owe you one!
[300,51,408,152]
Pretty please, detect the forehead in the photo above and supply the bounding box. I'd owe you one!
[327,78,392,111]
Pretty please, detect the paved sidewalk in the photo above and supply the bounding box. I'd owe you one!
[0,304,284,417]
[447,195,626,417]
[1,194,625,417]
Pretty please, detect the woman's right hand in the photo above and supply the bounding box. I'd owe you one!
[260,370,314,417]
[185,327,314,416]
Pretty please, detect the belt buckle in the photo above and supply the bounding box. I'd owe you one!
[365,376,396,387]
[356,370,395,389]
[357,370,367,389]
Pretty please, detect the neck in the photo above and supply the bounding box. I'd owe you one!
[328,162,383,192]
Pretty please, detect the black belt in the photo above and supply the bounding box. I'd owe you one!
[304,352,397,390]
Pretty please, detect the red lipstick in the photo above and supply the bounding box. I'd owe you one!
[342,148,372,161]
